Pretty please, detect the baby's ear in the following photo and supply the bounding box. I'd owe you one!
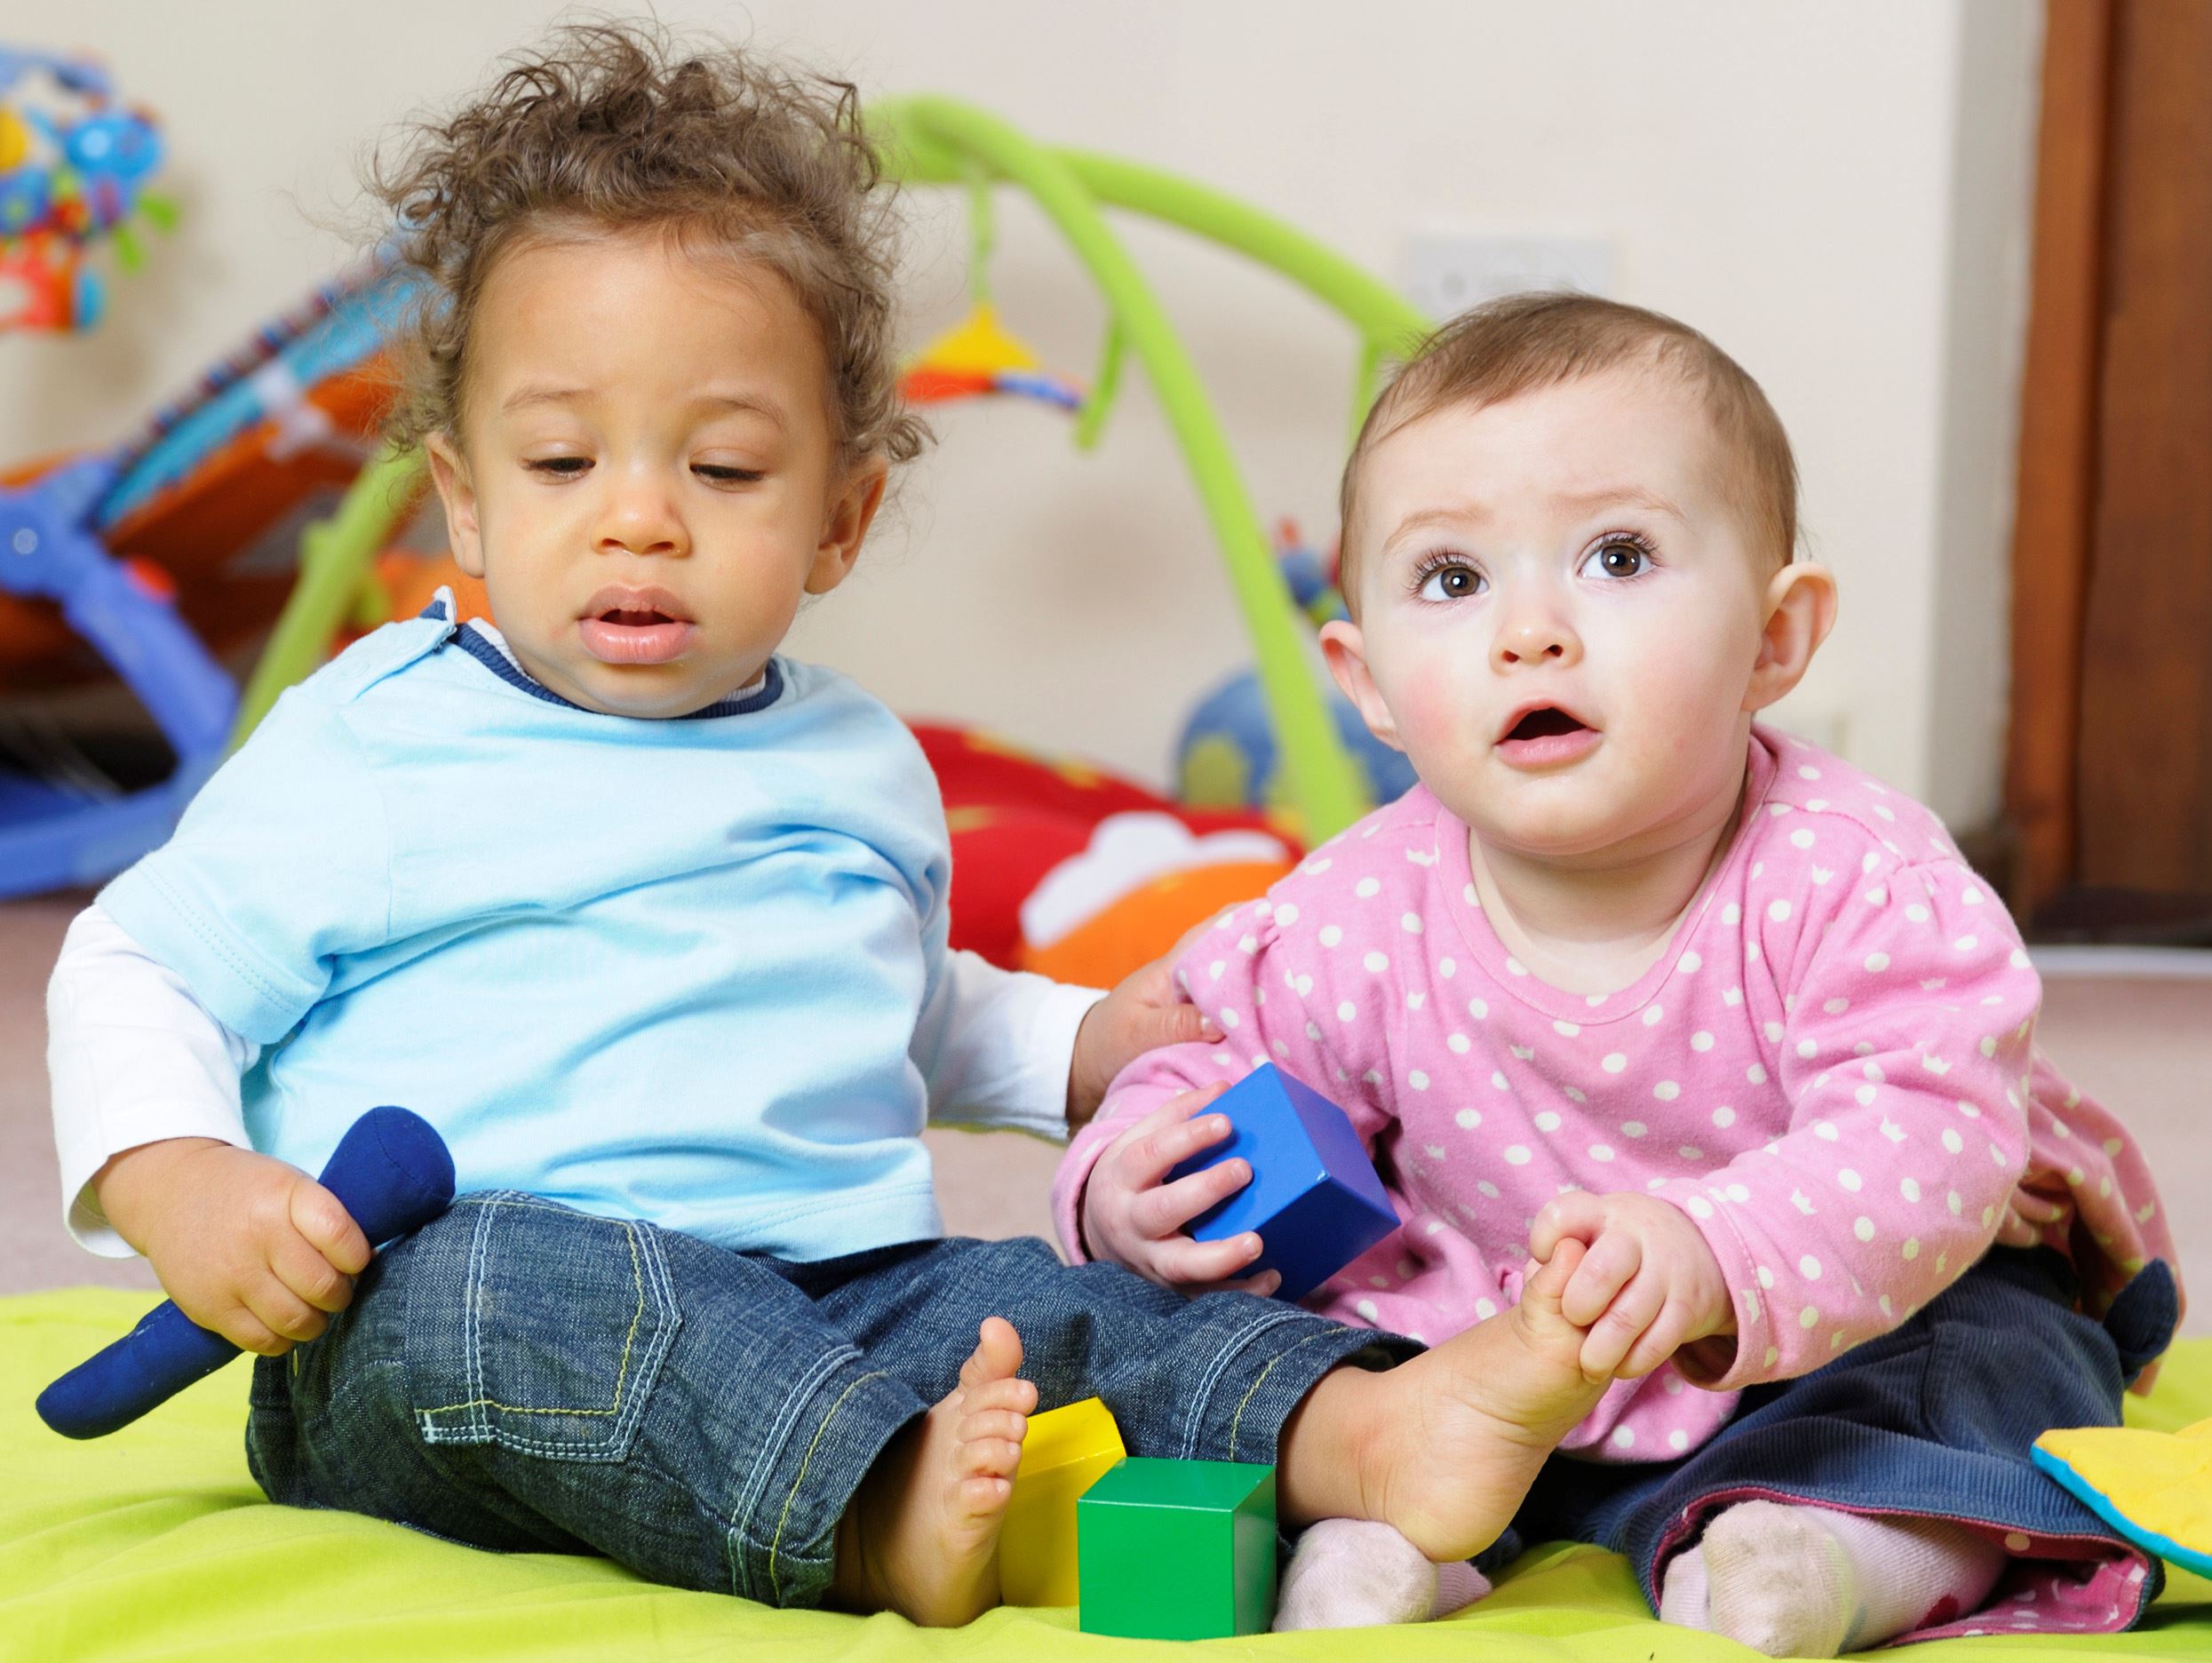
[1320,619,1406,753]
[425,434,485,581]
[1744,561,1839,712]
[808,454,888,596]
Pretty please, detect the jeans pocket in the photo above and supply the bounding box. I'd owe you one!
[403,1194,682,1463]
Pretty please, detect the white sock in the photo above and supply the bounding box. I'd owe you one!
[1271,1519,1493,1631]
[1659,1500,2008,1657]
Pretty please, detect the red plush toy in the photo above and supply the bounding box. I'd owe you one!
[911,724,1299,987]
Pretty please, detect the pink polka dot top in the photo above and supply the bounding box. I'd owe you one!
[1054,725,2178,1463]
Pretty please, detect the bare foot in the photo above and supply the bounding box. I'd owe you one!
[1284,1238,1607,1564]
[830,1317,1038,1626]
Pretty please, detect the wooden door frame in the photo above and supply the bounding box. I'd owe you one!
[2006,0,2114,916]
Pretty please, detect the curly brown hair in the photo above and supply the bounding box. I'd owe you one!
[365,20,926,469]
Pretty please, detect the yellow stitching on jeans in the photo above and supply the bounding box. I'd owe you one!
[418,1215,650,1418]
[1225,1328,1348,1461]
[768,1369,887,1607]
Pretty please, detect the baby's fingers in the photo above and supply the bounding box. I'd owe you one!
[1107,1084,1232,1186]
[1618,1298,1699,1381]
[1531,1190,1605,1263]
[241,1274,327,1350]
[1561,1229,1642,1329]
[1133,1158,1253,1238]
[270,1226,357,1317]
[1148,1230,1266,1289]
[288,1179,371,1278]
[197,1295,290,1358]
[1578,1268,1667,1380]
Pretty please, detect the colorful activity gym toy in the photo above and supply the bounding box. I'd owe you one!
[0,45,174,332]
[871,95,1428,852]
[899,173,1083,413]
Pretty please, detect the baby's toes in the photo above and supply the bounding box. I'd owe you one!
[1514,1253,1612,1386]
[958,1317,1025,1391]
[962,1374,1038,1418]
[959,1433,1027,1482]
[1516,1239,1589,1335]
[957,1404,1030,1451]
[951,1471,1015,1522]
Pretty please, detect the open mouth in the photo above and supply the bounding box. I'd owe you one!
[1496,702,1601,767]
[598,606,678,628]
[1505,706,1588,743]
[578,587,696,665]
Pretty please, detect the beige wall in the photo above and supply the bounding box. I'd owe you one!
[0,1,2041,829]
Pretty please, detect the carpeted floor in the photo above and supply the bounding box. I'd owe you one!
[4,893,2206,1333]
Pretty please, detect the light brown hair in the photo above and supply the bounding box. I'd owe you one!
[365,21,926,469]
[1337,292,1797,603]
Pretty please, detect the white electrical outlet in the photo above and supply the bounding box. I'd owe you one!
[1403,230,1615,321]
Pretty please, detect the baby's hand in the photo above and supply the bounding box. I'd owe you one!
[1530,1191,1734,1380]
[1078,1083,1281,1295]
[92,1136,373,1357]
[1067,954,1223,1129]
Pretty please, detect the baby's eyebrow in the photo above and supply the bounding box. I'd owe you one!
[499,384,593,414]
[1381,503,1489,556]
[688,391,789,430]
[1551,483,1689,521]
[1380,483,1688,557]
[492,386,787,427]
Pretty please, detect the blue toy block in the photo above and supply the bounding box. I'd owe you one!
[1166,1062,1397,1301]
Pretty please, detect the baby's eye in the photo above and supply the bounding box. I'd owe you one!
[1416,562,1484,601]
[693,464,765,486]
[1580,537,1651,580]
[525,456,591,479]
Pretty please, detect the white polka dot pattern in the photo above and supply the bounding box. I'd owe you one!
[1050,727,2173,1469]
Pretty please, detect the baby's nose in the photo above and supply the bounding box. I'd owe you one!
[1495,617,1578,665]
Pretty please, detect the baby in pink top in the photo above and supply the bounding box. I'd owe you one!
[1055,295,2180,1652]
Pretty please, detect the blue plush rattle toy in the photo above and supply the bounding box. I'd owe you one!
[36,1106,454,1439]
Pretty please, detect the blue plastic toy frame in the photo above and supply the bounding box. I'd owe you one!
[0,267,416,898]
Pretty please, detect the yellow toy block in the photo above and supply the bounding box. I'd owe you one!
[1000,1396,1126,1606]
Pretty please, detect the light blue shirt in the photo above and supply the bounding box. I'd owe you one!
[99,602,1032,1260]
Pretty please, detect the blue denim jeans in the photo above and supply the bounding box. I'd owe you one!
[246,1192,1408,1607]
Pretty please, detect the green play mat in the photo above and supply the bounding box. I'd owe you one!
[6,1290,2209,1660]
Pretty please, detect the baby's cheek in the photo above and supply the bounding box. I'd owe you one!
[1389,671,1473,761]
[1616,653,1742,772]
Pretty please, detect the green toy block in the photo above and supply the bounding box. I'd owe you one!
[1076,1457,1277,1638]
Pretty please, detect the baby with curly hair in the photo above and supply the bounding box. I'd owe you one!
[46,24,1625,1625]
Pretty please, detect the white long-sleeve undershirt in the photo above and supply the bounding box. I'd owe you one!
[47,903,1101,1257]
